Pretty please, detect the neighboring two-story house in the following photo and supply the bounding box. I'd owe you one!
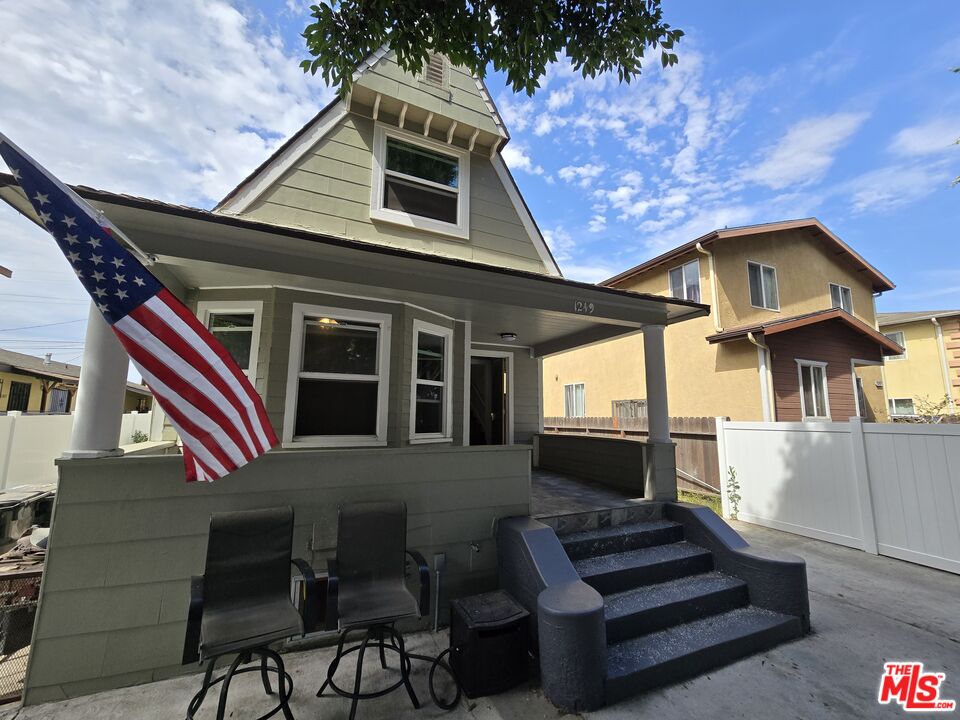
[869,310,960,419]
[544,218,903,422]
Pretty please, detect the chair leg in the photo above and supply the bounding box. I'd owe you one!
[215,653,247,720]
[186,657,218,719]
[260,652,274,695]
[263,648,295,720]
[318,628,350,697]
[349,631,373,720]
[378,627,387,669]
[391,626,420,710]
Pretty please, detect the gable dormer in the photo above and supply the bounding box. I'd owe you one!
[215,49,558,276]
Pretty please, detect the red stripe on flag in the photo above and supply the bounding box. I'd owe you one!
[158,290,278,447]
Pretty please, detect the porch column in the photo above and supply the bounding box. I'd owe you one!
[643,324,670,442]
[62,301,129,459]
[643,324,677,501]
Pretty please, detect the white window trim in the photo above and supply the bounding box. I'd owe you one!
[410,319,455,443]
[471,348,515,444]
[850,358,882,418]
[747,261,780,312]
[888,397,916,417]
[668,258,701,302]
[884,330,907,361]
[370,123,471,240]
[829,283,853,314]
[282,303,392,448]
[795,359,831,420]
[197,300,263,380]
[563,382,586,418]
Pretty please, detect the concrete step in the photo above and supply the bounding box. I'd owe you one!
[606,606,803,702]
[604,572,749,643]
[573,541,713,595]
[561,520,684,561]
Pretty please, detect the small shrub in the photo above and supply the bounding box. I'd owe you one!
[131,430,149,443]
[726,466,741,520]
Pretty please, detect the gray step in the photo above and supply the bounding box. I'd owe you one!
[561,520,684,561]
[606,606,803,702]
[573,541,713,595]
[604,572,749,642]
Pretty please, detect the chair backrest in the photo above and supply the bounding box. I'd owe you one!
[203,507,294,611]
[336,501,407,587]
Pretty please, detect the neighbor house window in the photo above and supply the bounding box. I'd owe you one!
[888,398,916,417]
[796,360,830,420]
[371,125,470,239]
[564,383,586,417]
[198,300,263,379]
[748,261,779,311]
[6,381,30,412]
[283,304,391,446]
[668,259,701,302]
[829,283,853,314]
[613,399,647,420]
[410,320,454,442]
[883,330,906,360]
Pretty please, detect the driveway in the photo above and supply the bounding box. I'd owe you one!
[3,521,958,719]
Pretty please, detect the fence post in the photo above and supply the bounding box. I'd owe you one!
[715,417,731,519]
[848,417,879,554]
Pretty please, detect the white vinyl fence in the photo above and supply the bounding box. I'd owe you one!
[717,417,960,575]
[0,411,155,489]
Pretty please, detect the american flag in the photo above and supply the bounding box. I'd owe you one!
[0,134,278,482]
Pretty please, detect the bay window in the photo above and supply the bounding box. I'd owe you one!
[198,300,262,379]
[410,320,453,442]
[284,304,391,446]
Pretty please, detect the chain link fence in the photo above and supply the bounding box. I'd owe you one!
[0,571,42,704]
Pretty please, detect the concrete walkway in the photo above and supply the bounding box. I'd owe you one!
[3,522,958,719]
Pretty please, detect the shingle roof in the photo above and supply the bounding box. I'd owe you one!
[877,310,960,327]
[0,347,151,394]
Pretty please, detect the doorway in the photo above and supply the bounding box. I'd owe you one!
[470,354,509,445]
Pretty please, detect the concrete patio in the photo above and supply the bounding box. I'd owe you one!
[2,521,957,720]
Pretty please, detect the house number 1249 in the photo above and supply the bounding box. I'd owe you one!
[574,300,595,314]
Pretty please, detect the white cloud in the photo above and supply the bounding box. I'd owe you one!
[561,263,620,284]
[501,143,544,175]
[587,214,607,233]
[889,119,959,157]
[547,86,575,111]
[558,163,605,187]
[742,112,869,190]
[847,162,952,213]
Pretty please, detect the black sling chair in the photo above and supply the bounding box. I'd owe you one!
[318,501,430,720]
[182,506,317,720]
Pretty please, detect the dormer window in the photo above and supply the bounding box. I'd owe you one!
[424,53,446,87]
[370,124,470,239]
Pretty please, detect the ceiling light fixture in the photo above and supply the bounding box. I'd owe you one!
[499,332,518,342]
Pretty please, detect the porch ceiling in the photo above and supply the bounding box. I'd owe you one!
[0,177,709,356]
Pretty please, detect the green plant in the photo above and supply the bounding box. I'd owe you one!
[726,465,741,520]
[300,0,683,97]
[131,430,149,443]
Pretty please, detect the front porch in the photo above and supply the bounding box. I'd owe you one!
[9,523,953,720]
[530,468,641,518]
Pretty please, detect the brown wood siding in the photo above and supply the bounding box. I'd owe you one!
[767,319,885,421]
[941,317,960,392]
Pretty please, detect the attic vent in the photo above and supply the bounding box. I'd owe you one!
[425,54,446,87]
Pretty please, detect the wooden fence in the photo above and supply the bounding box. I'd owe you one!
[543,416,720,494]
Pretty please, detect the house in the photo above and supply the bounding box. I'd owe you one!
[0,50,708,704]
[0,347,152,413]
[868,310,960,419]
[544,219,903,423]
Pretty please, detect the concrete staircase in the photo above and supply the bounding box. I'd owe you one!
[560,518,803,701]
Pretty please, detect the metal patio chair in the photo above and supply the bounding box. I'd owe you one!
[182,506,317,720]
[318,501,430,720]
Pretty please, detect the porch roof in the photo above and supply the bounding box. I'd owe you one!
[705,307,905,356]
[0,174,709,356]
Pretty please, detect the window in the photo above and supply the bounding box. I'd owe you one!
[564,383,585,417]
[884,330,906,360]
[829,283,853,314]
[668,259,701,302]
[6,381,30,412]
[198,301,262,379]
[283,305,391,446]
[888,398,916,417]
[613,399,647,420]
[410,320,454,442]
[371,125,470,239]
[796,360,830,420]
[748,261,779,311]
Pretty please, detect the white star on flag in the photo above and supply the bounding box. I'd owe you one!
[92,270,105,281]
[115,289,128,300]
[62,216,76,228]
[114,273,126,284]
[38,210,51,224]
[133,277,146,287]
[66,251,81,262]
[96,302,109,313]
[87,237,101,248]
[64,233,79,245]
[10,167,20,181]
[90,254,103,265]
[111,257,124,268]
[33,192,49,206]
[93,287,107,298]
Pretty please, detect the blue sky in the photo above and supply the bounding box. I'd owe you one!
[0,1,957,366]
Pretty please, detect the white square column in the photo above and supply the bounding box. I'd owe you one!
[62,301,129,459]
[642,323,677,501]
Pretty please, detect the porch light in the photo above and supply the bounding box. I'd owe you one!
[499,332,517,342]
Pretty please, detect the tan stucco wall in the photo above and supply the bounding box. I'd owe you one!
[855,365,889,421]
[880,321,957,413]
[712,229,878,329]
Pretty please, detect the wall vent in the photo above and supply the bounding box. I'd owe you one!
[425,53,446,87]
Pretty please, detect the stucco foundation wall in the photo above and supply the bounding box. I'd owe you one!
[24,445,530,706]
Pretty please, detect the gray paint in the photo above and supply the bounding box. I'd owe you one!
[23,445,530,705]
[533,434,646,494]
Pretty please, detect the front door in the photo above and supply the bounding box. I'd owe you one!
[470,355,507,445]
